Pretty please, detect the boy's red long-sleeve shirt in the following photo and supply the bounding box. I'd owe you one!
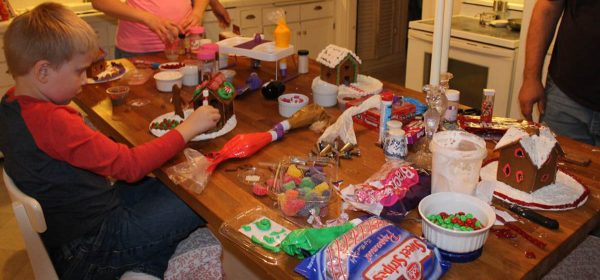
[7,89,185,183]
[0,88,187,247]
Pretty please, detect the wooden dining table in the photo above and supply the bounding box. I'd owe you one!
[75,54,599,280]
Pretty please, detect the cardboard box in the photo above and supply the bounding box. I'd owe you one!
[345,96,417,131]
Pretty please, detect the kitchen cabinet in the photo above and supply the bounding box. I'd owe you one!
[262,1,335,59]
[0,29,13,95]
[203,7,240,42]
[82,15,117,59]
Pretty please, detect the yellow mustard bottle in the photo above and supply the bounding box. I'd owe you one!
[273,19,290,48]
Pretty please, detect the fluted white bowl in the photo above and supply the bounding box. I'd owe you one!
[418,192,495,253]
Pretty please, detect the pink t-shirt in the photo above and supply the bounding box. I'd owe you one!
[116,0,191,53]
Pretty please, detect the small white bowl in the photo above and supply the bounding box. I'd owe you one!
[418,192,495,253]
[312,77,338,107]
[154,71,183,92]
[278,93,308,117]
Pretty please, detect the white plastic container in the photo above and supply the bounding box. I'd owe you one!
[154,71,183,92]
[418,192,495,253]
[311,77,338,107]
[429,130,487,195]
[278,93,308,117]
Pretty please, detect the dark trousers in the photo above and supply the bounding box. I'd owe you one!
[50,178,203,279]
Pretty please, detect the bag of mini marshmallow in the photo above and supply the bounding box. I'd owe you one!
[295,216,450,280]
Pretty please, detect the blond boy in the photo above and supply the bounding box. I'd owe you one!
[0,3,219,279]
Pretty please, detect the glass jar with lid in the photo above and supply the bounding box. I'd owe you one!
[189,26,205,54]
[197,49,217,82]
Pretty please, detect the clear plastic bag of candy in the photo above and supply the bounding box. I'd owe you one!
[295,216,450,279]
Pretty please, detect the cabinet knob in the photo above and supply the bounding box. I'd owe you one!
[314,5,323,11]
[245,14,256,20]
[303,30,307,35]
[297,31,302,36]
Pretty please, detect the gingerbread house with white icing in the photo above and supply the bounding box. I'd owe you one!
[494,126,563,193]
[316,44,361,86]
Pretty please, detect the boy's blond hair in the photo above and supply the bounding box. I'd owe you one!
[3,2,98,77]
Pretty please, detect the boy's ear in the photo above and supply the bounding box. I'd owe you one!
[33,60,51,83]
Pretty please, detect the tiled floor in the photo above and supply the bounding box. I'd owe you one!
[0,161,35,279]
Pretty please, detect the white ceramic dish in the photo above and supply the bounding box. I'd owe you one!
[154,71,183,92]
[278,93,308,117]
[149,109,237,141]
[418,192,495,253]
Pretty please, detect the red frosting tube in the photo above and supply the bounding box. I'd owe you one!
[207,131,277,172]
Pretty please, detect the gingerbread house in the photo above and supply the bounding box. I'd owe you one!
[86,48,107,78]
[316,44,361,86]
[192,72,236,132]
[494,126,563,193]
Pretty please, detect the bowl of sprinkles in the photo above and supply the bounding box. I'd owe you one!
[278,93,308,117]
[418,192,495,255]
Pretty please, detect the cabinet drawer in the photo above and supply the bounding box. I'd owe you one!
[240,8,262,28]
[263,5,300,24]
[300,1,333,21]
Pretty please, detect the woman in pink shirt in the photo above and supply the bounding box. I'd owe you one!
[92,0,230,58]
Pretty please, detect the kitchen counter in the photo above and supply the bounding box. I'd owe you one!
[409,15,520,49]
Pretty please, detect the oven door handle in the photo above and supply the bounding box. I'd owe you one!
[409,30,514,58]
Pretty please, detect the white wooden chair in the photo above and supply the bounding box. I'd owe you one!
[2,169,58,280]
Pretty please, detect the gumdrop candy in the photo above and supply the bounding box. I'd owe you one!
[299,177,316,189]
[283,181,296,190]
[305,191,318,201]
[252,183,268,196]
[286,164,303,178]
[283,174,301,185]
[313,182,329,194]
[310,173,326,185]
[285,189,299,199]
[321,190,332,198]
[282,198,305,216]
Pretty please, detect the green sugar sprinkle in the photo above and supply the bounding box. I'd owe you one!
[241,225,251,232]
[251,235,280,252]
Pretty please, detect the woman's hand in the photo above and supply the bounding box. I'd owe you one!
[179,10,203,33]
[142,13,180,43]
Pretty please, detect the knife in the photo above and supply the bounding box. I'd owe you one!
[496,199,559,230]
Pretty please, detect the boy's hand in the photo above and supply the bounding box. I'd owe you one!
[519,78,546,122]
[175,106,221,141]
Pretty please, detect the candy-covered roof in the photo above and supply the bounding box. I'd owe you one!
[494,126,558,169]
[316,44,362,69]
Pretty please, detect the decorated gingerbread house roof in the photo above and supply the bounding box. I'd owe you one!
[316,44,362,69]
[494,126,559,169]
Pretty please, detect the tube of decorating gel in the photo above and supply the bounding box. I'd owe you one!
[378,95,393,145]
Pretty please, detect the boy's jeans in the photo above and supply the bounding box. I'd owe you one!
[541,77,600,146]
[50,178,203,279]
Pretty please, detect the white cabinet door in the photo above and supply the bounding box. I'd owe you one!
[299,18,334,59]
[203,7,240,42]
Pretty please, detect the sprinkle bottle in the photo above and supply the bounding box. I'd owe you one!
[481,88,495,125]
[442,89,460,130]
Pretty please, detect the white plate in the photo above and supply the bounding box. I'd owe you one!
[479,160,589,211]
[87,62,127,84]
[149,109,237,141]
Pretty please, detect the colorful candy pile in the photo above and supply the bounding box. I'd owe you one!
[150,118,181,130]
[426,212,484,232]
[280,95,306,104]
[277,164,332,217]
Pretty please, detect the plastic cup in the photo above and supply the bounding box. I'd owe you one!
[164,40,180,61]
[429,131,487,195]
[106,86,129,106]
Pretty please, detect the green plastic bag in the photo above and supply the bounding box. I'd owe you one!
[280,222,354,259]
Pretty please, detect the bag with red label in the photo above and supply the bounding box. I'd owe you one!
[295,216,450,280]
